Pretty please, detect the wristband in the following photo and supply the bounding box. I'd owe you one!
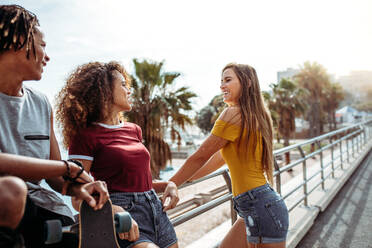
[68,159,84,180]
[62,160,70,178]
[62,159,84,182]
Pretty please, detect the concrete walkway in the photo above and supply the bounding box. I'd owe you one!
[296,150,372,248]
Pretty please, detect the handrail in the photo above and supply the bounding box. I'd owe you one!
[169,119,372,229]
[273,121,368,155]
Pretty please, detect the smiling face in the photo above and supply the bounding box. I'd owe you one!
[16,27,50,81]
[112,70,132,113]
[220,68,242,106]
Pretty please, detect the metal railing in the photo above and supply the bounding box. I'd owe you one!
[170,119,372,227]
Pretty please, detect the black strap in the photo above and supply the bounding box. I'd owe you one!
[62,160,84,182]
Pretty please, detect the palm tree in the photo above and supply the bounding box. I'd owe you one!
[295,61,331,153]
[262,91,280,143]
[295,61,331,137]
[323,82,345,130]
[126,59,197,178]
[264,78,307,164]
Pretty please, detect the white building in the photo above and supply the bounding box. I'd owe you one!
[277,68,300,83]
[335,106,361,124]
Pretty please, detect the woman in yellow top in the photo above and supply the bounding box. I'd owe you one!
[168,63,289,247]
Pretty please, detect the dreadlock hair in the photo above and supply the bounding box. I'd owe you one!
[222,63,274,185]
[0,4,39,59]
[55,61,131,150]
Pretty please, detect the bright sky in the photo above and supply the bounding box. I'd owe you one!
[4,0,372,109]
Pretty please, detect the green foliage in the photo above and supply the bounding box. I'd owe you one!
[126,59,197,178]
[196,106,215,134]
[295,61,332,137]
[264,78,307,146]
[195,94,225,134]
[323,82,345,129]
[301,141,327,154]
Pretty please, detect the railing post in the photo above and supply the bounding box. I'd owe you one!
[339,136,343,170]
[316,140,325,190]
[330,138,335,178]
[346,136,350,164]
[274,159,281,195]
[352,134,355,158]
[298,146,308,206]
[222,170,236,225]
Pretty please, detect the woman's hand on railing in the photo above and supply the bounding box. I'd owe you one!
[161,181,179,211]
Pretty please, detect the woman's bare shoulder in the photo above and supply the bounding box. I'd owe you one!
[217,107,241,126]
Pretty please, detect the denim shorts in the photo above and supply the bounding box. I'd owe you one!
[110,189,177,248]
[233,184,289,244]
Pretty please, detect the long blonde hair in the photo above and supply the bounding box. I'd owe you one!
[223,63,274,185]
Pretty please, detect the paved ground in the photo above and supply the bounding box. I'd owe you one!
[297,150,372,248]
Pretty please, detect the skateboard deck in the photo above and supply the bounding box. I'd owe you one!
[78,199,120,248]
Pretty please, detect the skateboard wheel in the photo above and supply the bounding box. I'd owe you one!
[44,219,63,244]
[114,212,132,233]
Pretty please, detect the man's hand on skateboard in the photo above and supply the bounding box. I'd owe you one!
[113,205,139,241]
[72,181,109,210]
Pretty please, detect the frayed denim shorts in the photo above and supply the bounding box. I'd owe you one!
[233,184,289,244]
[110,189,177,248]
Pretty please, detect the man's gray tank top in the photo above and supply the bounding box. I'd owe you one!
[0,86,73,221]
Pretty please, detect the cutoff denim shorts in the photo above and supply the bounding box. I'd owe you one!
[110,189,177,248]
[233,184,289,244]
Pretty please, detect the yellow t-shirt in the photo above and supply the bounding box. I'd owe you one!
[211,119,267,196]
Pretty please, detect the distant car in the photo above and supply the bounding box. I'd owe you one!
[185,141,194,146]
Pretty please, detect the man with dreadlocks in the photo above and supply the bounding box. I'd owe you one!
[0,5,110,247]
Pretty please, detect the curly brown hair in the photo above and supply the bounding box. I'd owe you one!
[55,61,131,149]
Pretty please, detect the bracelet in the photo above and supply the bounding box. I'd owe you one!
[62,159,84,182]
[68,159,85,181]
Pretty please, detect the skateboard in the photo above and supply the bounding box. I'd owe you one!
[44,199,132,247]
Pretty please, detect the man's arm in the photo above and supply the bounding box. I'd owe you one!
[0,153,68,180]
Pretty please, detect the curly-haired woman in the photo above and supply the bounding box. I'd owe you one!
[56,61,179,248]
[168,63,289,248]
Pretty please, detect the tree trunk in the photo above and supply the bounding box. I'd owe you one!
[284,138,290,165]
[283,137,293,172]
[310,143,316,159]
[308,101,321,138]
[332,110,337,130]
[328,111,332,131]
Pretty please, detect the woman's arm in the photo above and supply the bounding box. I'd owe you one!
[169,134,228,187]
[179,106,240,184]
[188,150,226,182]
